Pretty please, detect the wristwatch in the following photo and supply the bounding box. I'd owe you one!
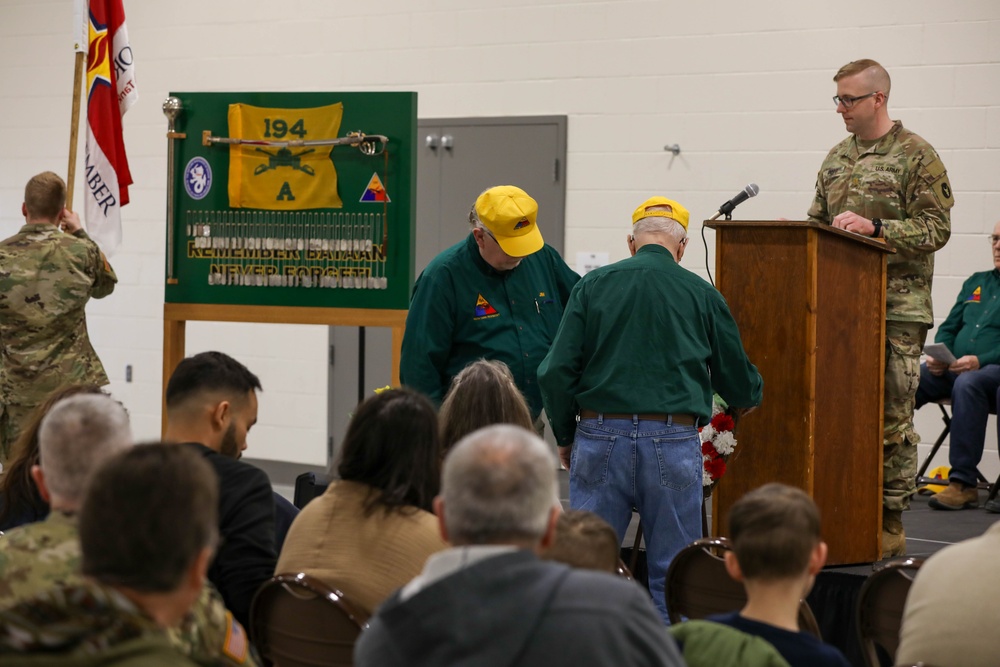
[871,218,883,238]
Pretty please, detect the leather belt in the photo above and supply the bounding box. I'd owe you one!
[578,410,696,426]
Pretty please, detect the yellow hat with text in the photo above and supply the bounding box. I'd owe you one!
[631,196,690,230]
[475,185,544,257]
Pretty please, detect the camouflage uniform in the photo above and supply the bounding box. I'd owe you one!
[0,511,258,667]
[808,120,954,511]
[0,581,197,666]
[0,224,117,461]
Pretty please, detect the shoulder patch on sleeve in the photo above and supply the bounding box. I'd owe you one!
[933,176,954,208]
[222,611,249,664]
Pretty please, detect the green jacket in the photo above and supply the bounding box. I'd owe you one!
[401,234,580,417]
[670,620,791,667]
[935,269,1000,366]
[807,121,953,325]
[0,224,117,408]
[538,244,762,446]
[0,582,197,667]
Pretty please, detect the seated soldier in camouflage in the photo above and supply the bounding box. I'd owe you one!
[0,444,248,666]
[0,395,257,667]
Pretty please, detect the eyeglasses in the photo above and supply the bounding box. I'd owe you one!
[833,92,878,109]
[988,235,1000,245]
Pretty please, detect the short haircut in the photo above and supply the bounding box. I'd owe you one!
[81,443,219,592]
[834,58,891,96]
[439,359,534,453]
[632,216,686,243]
[727,483,821,581]
[442,425,557,545]
[166,351,262,411]
[337,388,441,514]
[0,385,107,526]
[542,509,620,573]
[24,171,67,221]
[37,394,133,504]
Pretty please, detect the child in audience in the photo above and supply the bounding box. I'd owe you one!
[708,483,850,667]
[541,509,620,573]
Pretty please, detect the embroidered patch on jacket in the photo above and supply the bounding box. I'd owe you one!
[222,611,249,663]
[474,293,499,319]
[967,286,981,303]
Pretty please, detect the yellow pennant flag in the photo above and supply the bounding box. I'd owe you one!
[228,103,344,210]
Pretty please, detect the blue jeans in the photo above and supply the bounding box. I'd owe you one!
[914,363,1000,487]
[569,415,702,624]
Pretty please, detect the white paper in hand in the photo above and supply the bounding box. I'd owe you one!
[923,343,956,365]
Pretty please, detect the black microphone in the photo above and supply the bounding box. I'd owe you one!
[717,183,760,217]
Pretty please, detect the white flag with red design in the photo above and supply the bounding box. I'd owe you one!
[82,0,136,253]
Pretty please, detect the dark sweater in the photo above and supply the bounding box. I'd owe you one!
[184,443,276,632]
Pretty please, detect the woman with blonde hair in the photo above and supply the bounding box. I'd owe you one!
[439,359,534,453]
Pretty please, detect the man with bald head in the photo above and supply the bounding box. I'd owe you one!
[806,59,954,557]
[539,197,763,622]
[355,425,683,667]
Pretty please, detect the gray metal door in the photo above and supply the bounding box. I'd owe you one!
[327,116,567,466]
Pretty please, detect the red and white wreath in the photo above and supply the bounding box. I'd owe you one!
[700,397,737,489]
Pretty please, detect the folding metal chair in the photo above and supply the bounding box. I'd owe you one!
[857,558,923,667]
[664,536,821,639]
[251,572,369,667]
[915,400,990,489]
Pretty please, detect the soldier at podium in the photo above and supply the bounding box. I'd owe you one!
[806,59,954,557]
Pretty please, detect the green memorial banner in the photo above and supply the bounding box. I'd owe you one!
[163,91,416,310]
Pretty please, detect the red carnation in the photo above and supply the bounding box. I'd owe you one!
[705,457,727,480]
[710,413,735,432]
[702,441,718,458]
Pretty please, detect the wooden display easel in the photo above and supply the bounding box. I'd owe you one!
[706,220,892,565]
[162,303,406,433]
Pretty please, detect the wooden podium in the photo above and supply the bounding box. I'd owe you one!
[705,220,892,565]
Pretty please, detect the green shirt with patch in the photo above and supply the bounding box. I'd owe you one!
[400,234,580,417]
[935,269,1000,367]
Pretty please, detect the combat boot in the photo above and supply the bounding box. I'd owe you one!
[928,481,979,510]
[881,508,906,558]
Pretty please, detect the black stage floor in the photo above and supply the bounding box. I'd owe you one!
[556,470,1000,667]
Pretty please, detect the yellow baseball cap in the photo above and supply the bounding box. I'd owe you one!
[475,186,544,257]
[631,196,690,230]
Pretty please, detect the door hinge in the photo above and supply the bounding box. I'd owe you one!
[553,158,561,183]
[328,344,335,367]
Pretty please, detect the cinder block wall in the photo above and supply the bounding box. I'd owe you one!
[2,1,998,471]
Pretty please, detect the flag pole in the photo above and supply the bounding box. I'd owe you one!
[67,52,85,209]
[67,1,88,210]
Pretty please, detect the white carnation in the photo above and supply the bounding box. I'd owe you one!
[702,468,714,486]
[712,402,724,417]
[714,431,737,456]
[700,425,716,442]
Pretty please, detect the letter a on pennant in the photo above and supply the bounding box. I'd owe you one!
[227,103,344,210]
